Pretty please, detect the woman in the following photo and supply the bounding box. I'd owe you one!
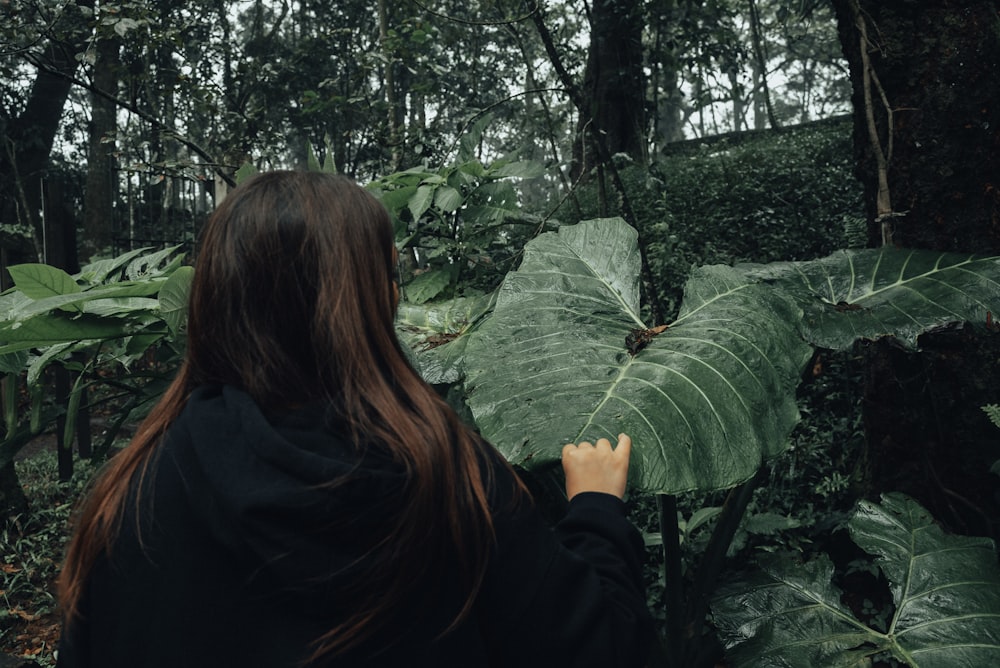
[56,171,653,667]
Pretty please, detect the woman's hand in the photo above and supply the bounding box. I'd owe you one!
[561,433,632,500]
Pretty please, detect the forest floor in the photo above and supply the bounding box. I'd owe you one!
[2,434,101,668]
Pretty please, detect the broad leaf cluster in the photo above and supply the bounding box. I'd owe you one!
[400,218,1000,494]
[0,247,191,468]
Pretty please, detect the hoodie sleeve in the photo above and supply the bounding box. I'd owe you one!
[476,462,654,668]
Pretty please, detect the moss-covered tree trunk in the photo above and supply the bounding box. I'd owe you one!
[832,0,1000,540]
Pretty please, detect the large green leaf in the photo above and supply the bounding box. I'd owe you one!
[463,219,812,493]
[713,554,877,667]
[0,313,131,351]
[713,494,1000,667]
[396,292,496,385]
[403,268,454,305]
[6,280,166,320]
[159,265,194,337]
[740,249,1000,349]
[849,494,1000,667]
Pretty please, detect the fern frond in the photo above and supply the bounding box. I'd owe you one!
[983,404,1000,430]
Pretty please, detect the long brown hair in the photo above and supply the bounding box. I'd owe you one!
[58,171,503,658]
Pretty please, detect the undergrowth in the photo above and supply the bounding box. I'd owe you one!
[1,450,97,665]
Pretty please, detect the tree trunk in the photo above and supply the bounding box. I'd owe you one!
[833,0,1000,540]
[650,0,686,147]
[83,29,123,260]
[378,0,403,172]
[571,0,647,177]
[833,0,1000,251]
[0,0,93,524]
[747,0,779,129]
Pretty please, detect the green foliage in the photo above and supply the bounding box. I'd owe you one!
[566,121,860,318]
[463,219,810,493]
[407,218,1000,495]
[368,148,545,301]
[1,451,96,665]
[713,493,1000,667]
[983,404,1000,478]
[394,293,496,385]
[984,404,1000,430]
[0,247,190,468]
[741,249,1000,349]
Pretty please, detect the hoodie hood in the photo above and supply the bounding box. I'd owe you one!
[158,384,407,595]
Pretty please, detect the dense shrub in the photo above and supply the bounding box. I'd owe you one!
[566,118,862,318]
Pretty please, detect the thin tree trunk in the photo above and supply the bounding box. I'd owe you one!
[83,28,122,258]
[747,0,779,129]
[378,0,402,172]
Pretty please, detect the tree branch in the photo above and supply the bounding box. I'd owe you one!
[850,0,894,245]
[407,0,539,27]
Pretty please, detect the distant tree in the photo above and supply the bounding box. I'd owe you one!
[0,0,95,522]
[82,12,123,257]
[575,0,647,170]
[0,1,92,268]
[833,0,1000,251]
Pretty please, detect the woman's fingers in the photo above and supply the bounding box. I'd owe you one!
[561,433,632,500]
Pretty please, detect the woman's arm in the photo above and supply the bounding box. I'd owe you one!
[477,434,654,668]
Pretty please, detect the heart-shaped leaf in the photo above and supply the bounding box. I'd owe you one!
[714,494,1000,667]
[740,249,1000,349]
[849,493,1000,667]
[712,554,877,667]
[464,219,812,493]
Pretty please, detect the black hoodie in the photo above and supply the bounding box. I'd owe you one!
[57,385,653,667]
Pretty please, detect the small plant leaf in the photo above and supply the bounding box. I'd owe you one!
[489,160,546,179]
[434,185,464,213]
[408,184,435,222]
[8,264,81,299]
[125,245,182,280]
[82,298,161,317]
[403,268,454,305]
[235,163,259,184]
[983,404,1000,430]
[77,247,154,284]
[463,181,519,224]
[160,266,194,337]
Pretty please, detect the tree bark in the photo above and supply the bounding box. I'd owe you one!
[747,0,779,129]
[378,0,403,172]
[833,0,1000,251]
[650,0,686,146]
[833,0,1000,540]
